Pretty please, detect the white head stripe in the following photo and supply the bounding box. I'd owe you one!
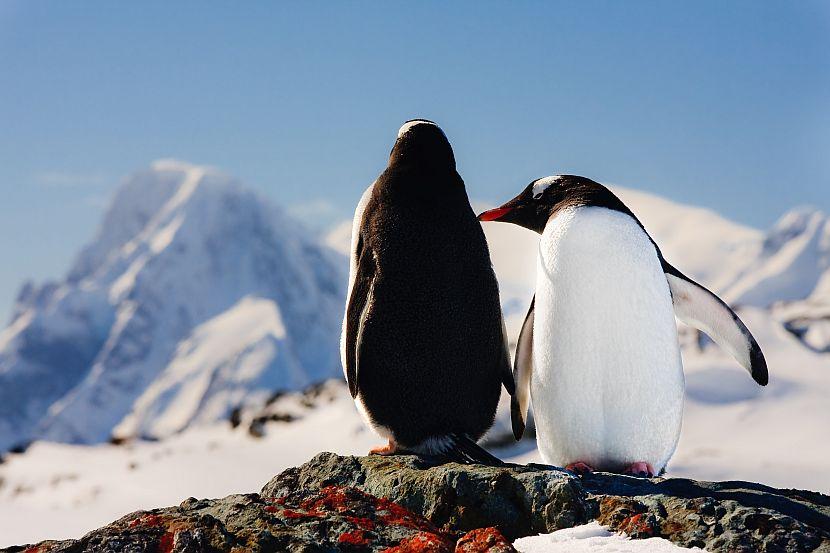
[397,120,439,138]
[532,175,562,197]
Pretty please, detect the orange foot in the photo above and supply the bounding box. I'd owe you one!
[369,439,398,456]
[624,461,656,478]
[565,461,594,475]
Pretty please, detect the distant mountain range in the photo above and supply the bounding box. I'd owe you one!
[0,161,345,451]
[1,162,827,452]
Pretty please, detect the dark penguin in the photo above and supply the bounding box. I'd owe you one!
[479,175,768,477]
[341,120,514,465]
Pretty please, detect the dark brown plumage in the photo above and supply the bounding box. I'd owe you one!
[344,121,513,454]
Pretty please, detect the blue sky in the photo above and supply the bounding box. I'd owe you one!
[0,1,828,319]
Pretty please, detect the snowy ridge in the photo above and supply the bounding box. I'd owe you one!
[0,161,345,450]
[723,207,830,306]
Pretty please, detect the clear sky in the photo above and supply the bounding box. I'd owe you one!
[1,1,828,319]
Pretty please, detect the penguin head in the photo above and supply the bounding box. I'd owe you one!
[389,119,456,171]
[478,175,572,233]
[478,175,629,233]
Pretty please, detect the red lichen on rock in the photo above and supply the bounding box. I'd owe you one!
[455,527,516,552]
[298,485,355,516]
[346,515,376,530]
[375,496,440,533]
[268,485,462,550]
[157,531,175,553]
[338,529,373,546]
[280,507,316,519]
[383,531,454,553]
[128,513,165,529]
[617,513,655,537]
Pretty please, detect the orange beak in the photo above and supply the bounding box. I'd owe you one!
[477,207,513,221]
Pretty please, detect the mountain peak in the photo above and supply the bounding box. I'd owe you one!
[0,162,346,450]
[764,206,828,253]
[149,158,219,174]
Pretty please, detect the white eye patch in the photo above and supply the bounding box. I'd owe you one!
[532,175,562,198]
[397,120,439,138]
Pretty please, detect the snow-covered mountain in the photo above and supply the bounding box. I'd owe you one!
[0,160,345,450]
[722,207,830,306]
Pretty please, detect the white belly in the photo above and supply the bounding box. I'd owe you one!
[532,206,684,472]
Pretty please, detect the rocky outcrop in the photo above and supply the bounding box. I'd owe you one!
[6,453,830,552]
[2,484,515,553]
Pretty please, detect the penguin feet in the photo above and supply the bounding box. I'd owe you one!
[564,461,594,475]
[624,461,655,478]
[369,439,398,456]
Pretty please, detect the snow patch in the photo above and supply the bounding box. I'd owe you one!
[514,522,704,552]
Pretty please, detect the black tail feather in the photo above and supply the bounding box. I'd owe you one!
[448,434,506,467]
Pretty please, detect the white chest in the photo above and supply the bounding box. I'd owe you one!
[532,207,684,471]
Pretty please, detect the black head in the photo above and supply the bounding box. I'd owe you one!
[389,119,456,171]
[478,175,632,234]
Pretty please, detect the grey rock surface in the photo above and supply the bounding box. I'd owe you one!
[7,452,830,552]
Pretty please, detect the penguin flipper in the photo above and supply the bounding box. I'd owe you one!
[663,261,768,386]
[511,295,535,439]
[498,314,515,395]
[345,234,376,398]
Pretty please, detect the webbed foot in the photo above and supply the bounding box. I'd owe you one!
[565,461,594,475]
[369,439,398,455]
[624,461,656,478]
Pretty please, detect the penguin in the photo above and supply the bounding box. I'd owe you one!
[478,175,768,476]
[342,119,514,465]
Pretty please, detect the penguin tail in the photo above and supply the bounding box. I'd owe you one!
[413,434,506,467]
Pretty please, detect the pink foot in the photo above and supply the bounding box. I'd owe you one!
[565,461,594,475]
[624,461,656,478]
[369,439,398,456]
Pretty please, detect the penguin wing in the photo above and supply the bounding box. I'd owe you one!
[511,295,535,439]
[344,233,376,398]
[498,312,515,396]
[663,261,768,385]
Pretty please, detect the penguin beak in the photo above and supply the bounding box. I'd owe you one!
[477,207,514,221]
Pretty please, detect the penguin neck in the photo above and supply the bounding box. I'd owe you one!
[376,166,466,209]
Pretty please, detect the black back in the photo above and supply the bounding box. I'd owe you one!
[347,122,511,446]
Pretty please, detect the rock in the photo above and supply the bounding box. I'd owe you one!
[455,528,515,553]
[261,453,589,539]
[6,452,829,552]
[2,483,513,553]
[262,453,830,551]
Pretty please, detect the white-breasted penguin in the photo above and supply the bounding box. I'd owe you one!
[479,175,768,476]
[341,120,514,465]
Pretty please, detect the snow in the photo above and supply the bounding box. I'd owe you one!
[514,522,704,552]
[0,385,379,545]
[114,296,306,439]
[724,208,830,306]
